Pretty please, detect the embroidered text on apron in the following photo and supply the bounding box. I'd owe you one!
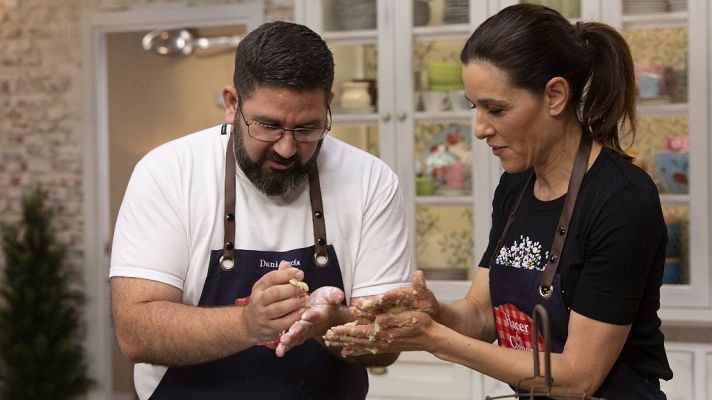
[149,126,368,400]
[488,136,665,399]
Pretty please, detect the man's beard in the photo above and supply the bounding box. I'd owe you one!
[233,124,321,197]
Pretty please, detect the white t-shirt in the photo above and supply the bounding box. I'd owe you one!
[110,125,413,399]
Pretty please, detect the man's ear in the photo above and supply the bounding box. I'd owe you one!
[544,77,569,117]
[222,85,238,124]
[328,91,335,105]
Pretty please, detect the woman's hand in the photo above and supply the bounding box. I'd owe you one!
[324,310,436,357]
[320,271,440,357]
[275,285,345,357]
[350,270,439,322]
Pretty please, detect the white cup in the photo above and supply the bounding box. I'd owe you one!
[422,91,451,112]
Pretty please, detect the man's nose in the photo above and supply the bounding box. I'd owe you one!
[272,130,298,159]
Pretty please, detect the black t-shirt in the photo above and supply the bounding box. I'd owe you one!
[479,147,673,381]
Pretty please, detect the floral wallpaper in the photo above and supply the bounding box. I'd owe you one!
[416,205,474,275]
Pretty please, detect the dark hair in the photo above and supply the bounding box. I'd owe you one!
[234,21,334,101]
[460,4,636,157]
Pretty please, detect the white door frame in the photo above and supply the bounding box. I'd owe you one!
[81,3,263,397]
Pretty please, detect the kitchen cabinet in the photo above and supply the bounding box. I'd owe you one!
[296,0,712,397]
[296,0,498,286]
[298,0,712,320]
[606,0,711,322]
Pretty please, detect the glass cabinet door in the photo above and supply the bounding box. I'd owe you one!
[329,43,381,158]
[615,0,712,316]
[299,0,489,281]
[619,1,690,288]
[298,1,383,157]
[410,1,484,280]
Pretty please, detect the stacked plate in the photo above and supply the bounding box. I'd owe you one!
[667,0,687,12]
[333,0,376,31]
[623,0,668,14]
[414,0,431,27]
[442,0,469,24]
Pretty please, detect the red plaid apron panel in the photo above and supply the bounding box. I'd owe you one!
[493,303,544,351]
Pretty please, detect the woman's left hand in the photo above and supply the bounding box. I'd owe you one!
[350,270,439,322]
[324,310,435,357]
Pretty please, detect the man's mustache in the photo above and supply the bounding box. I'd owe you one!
[267,151,295,165]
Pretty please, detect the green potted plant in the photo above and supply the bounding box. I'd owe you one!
[0,187,93,399]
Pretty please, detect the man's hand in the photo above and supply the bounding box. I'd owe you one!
[275,285,345,357]
[350,270,439,322]
[240,261,309,345]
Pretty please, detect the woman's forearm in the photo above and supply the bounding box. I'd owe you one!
[437,298,496,343]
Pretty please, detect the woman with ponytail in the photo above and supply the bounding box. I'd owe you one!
[326,4,671,399]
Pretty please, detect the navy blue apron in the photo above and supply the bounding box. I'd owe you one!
[489,136,666,400]
[148,128,367,399]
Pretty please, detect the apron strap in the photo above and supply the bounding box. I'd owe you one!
[488,171,534,268]
[539,135,592,298]
[220,125,329,270]
[221,124,237,271]
[309,166,329,267]
[487,135,593,299]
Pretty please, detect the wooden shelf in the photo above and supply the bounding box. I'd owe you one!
[332,112,379,124]
[416,195,473,206]
[660,193,690,204]
[322,30,377,45]
[413,24,471,41]
[637,102,688,117]
[622,11,688,30]
[414,110,471,122]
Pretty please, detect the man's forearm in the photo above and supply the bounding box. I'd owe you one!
[114,301,256,366]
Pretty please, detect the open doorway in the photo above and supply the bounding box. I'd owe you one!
[82,4,263,398]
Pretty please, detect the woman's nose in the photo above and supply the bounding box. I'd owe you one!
[474,111,493,140]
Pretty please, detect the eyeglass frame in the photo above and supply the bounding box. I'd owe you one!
[236,95,332,143]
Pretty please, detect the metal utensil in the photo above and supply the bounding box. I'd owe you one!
[141,29,241,56]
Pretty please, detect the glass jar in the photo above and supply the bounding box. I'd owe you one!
[340,81,372,109]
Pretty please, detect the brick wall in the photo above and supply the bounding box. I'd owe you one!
[0,0,293,273]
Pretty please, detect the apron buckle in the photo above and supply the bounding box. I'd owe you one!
[539,284,553,299]
[219,256,235,271]
[313,252,329,267]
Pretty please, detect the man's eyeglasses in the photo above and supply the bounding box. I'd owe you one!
[237,96,331,143]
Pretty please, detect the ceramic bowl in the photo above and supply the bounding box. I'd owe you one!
[656,151,688,194]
